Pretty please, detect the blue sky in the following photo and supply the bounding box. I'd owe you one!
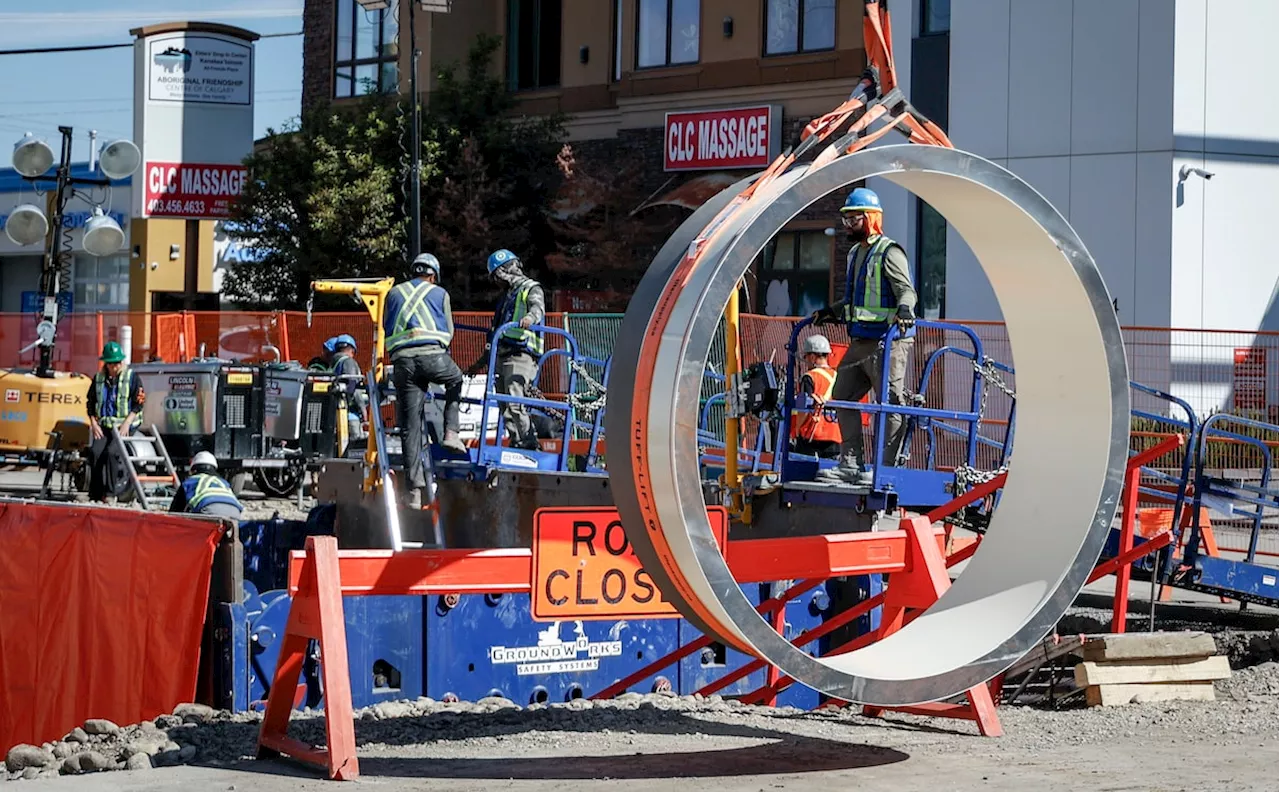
[0,0,304,164]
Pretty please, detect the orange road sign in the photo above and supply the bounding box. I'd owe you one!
[531,506,728,622]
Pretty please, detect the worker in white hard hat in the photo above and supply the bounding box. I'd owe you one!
[169,451,243,519]
[384,252,467,510]
[790,334,841,460]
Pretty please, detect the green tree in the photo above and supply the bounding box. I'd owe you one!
[224,94,429,308]
[422,34,567,308]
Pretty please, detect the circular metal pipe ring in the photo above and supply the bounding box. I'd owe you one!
[607,145,1130,706]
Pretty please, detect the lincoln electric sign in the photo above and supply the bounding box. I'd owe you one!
[663,105,782,172]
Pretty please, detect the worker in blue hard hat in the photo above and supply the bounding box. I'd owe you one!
[809,186,918,486]
[383,252,466,509]
[308,337,338,371]
[329,333,369,446]
[486,248,545,451]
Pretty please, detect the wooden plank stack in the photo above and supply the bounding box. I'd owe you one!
[1074,631,1231,706]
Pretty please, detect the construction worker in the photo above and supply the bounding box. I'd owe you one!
[169,451,243,518]
[791,334,841,460]
[384,253,466,509]
[330,334,368,443]
[85,341,145,502]
[308,337,337,371]
[810,187,917,486]
[487,248,544,451]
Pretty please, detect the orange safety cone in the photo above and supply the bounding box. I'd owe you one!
[256,535,359,780]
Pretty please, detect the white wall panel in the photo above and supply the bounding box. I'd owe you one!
[1070,154,1138,321]
[1071,0,1140,155]
[1007,0,1073,158]
[948,0,1010,158]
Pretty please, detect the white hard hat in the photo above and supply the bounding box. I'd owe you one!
[192,451,218,470]
[802,334,832,355]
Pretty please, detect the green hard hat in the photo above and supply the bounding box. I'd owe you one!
[100,341,125,363]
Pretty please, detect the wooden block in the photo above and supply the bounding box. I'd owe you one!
[1085,681,1217,707]
[1074,655,1231,686]
[1082,631,1217,662]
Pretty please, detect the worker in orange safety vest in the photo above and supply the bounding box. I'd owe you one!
[791,334,842,460]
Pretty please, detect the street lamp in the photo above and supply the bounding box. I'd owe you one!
[1,126,140,375]
[356,0,425,260]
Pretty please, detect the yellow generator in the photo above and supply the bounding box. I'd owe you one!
[0,368,92,461]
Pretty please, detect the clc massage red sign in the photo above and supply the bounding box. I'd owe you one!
[143,161,249,220]
[663,105,781,172]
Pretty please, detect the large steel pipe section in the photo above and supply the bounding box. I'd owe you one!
[607,145,1130,706]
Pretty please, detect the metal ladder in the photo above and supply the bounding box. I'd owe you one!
[109,424,181,511]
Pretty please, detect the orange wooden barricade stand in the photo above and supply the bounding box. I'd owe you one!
[256,535,360,780]
[859,515,1002,736]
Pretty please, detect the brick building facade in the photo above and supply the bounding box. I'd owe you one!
[299,0,951,316]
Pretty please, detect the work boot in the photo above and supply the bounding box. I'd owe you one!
[403,487,423,510]
[441,430,467,455]
[816,458,874,487]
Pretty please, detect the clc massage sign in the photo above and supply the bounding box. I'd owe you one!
[663,105,781,172]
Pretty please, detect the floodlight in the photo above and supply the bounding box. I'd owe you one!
[82,208,125,257]
[97,139,141,180]
[12,133,54,178]
[3,203,49,246]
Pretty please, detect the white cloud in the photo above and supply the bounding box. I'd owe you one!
[0,3,303,47]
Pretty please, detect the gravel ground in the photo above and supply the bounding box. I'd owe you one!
[7,682,1277,791]
[5,491,1276,790]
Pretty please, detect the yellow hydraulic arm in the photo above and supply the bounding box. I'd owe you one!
[309,277,395,494]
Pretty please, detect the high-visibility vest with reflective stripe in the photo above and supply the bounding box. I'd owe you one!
[843,235,913,338]
[385,280,452,356]
[497,280,544,356]
[94,367,133,429]
[182,473,242,513]
[792,365,841,443]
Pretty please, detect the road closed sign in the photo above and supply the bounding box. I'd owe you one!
[531,506,729,621]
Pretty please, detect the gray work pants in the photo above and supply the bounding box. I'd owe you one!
[393,350,464,490]
[496,351,539,448]
[196,503,244,519]
[831,336,914,467]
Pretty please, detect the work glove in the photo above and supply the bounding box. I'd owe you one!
[895,304,916,332]
[810,306,841,326]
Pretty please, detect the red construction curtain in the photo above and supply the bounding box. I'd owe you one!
[0,503,222,753]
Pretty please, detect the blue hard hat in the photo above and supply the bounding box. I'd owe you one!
[840,187,882,213]
[487,248,518,274]
[323,337,338,354]
[411,253,441,277]
[334,334,357,350]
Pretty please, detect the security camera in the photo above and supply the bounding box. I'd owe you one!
[1179,165,1215,182]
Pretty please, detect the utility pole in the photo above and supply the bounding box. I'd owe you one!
[408,0,421,261]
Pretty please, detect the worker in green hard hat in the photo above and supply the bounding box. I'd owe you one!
[85,341,146,502]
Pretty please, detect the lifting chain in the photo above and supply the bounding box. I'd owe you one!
[566,357,607,417]
[951,356,1017,494]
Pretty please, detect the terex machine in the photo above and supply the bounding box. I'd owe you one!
[0,126,141,487]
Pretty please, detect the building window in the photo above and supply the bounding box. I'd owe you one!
[73,255,130,312]
[920,0,950,36]
[764,0,836,56]
[755,230,832,317]
[507,0,562,91]
[915,200,946,319]
[637,0,700,69]
[334,0,400,98]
